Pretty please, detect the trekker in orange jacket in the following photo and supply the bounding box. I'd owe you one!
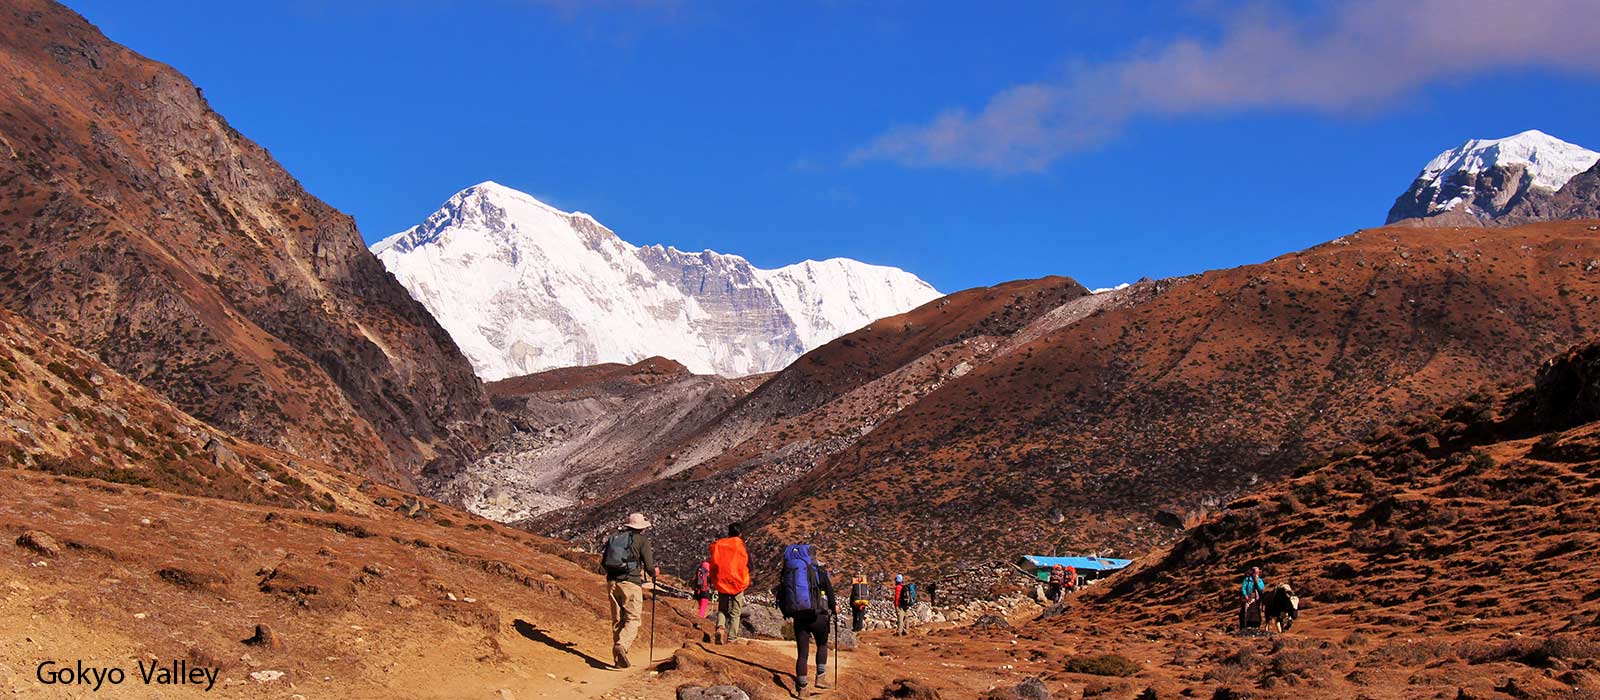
[708,522,750,644]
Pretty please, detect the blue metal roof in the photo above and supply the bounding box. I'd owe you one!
[1020,555,1134,572]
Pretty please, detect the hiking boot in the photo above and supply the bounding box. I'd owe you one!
[795,682,809,698]
[714,627,726,645]
[813,672,831,689]
[612,644,631,669]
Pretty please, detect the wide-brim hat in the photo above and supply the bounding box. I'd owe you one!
[624,512,652,530]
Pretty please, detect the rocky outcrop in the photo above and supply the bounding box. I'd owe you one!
[0,0,502,486]
[1504,160,1600,223]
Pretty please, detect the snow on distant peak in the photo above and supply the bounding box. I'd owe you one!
[1419,130,1599,192]
[371,182,942,380]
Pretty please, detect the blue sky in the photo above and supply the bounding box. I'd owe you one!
[67,1,1600,292]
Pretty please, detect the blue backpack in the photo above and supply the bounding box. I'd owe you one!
[779,544,819,617]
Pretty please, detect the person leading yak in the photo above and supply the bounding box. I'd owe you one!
[1239,566,1267,630]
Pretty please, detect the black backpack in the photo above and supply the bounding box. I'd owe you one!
[601,531,638,577]
[899,583,918,608]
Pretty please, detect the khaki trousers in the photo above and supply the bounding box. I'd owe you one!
[715,590,745,639]
[608,580,644,649]
[896,607,910,635]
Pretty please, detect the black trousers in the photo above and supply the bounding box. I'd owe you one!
[793,611,831,684]
[851,603,866,632]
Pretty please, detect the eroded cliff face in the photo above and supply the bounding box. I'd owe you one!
[1503,161,1600,224]
[0,0,501,486]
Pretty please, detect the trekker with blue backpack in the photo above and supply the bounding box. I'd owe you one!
[775,543,836,698]
[893,574,917,636]
[600,512,658,669]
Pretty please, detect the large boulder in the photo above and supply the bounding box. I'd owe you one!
[15,530,61,558]
[740,603,785,639]
[833,621,859,651]
[677,686,750,700]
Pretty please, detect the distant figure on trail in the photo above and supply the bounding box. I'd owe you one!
[601,512,658,669]
[1239,566,1267,632]
[1064,564,1077,594]
[693,560,713,618]
[850,574,870,632]
[926,581,938,607]
[708,522,750,644]
[1047,564,1067,602]
[776,544,836,698]
[1265,582,1299,633]
[893,574,917,636]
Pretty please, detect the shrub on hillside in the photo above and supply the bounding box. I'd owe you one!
[1064,653,1140,677]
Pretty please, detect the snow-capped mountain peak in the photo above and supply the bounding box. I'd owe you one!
[1387,130,1600,225]
[372,183,942,380]
[1419,130,1599,193]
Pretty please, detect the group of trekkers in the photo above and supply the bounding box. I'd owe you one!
[1044,563,1078,602]
[603,514,1300,696]
[601,514,928,696]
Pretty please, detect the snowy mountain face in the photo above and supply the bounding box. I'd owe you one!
[1387,130,1600,225]
[371,182,942,380]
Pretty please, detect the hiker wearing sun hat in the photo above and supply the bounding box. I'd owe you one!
[600,512,658,668]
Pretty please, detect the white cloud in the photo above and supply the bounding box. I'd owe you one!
[854,0,1600,171]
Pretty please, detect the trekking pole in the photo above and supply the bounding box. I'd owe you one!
[649,572,657,663]
[832,608,839,689]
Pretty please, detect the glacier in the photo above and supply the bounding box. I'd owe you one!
[1420,130,1598,194]
[372,182,942,380]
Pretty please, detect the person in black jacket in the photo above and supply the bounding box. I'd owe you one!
[788,547,836,697]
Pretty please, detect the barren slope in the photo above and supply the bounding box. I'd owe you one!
[533,278,1092,571]
[916,337,1600,700]
[757,221,1600,578]
[434,358,766,521]
[0,0,500,486]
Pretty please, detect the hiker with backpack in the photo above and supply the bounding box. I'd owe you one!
[893,574,917,636]
[1047,564,1066,602]
[693,560,713,618]
[600,512,658,669]
[708,522,750,644]
[776,543,836,698]
[849,574,870,632]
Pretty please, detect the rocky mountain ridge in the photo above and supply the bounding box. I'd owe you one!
[1387,129,1600,226]
[372,182,941,380]
[0,0,501,486]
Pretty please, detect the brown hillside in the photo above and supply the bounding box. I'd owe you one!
[0,0,500,486]
[486,356,698,397]
[1096,336,1600,635]
[0,306,337,509]
[903,337,1600,700]
[757,221,1600,579]
[534,277,1095,573]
